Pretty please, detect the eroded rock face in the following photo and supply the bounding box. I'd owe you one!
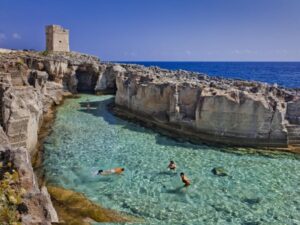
[0,51,105,224]
[0,50,122,224]
[95,64,126,94]
[0,51,105,153]
[0,127,9,147]
[13,147,59,224]
[3,87,43,152]
[75,64,99,92]
[0,147,58,224]
[287,98,300,125]
[115,64,300,147]
[194,89,287,146]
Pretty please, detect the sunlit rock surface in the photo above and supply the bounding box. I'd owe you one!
[115,64,300,147]
[0,147,58,224]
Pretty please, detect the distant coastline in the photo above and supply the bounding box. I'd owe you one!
[116,61,300,88]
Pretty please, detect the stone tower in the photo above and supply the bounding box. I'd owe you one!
[45,25,70,52]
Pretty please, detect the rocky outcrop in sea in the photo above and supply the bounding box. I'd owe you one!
[0,50,299,223]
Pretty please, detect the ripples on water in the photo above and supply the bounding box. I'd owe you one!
[43,95,300,225]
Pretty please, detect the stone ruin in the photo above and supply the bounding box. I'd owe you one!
[45,25,70,52]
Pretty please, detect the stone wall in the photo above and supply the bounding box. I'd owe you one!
[46,25,70,52]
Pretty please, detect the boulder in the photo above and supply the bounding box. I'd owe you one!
[211,167,228,176]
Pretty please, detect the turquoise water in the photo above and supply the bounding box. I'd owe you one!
[43,94,300,225]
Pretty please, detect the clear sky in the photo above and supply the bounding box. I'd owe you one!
[0,0,299,61]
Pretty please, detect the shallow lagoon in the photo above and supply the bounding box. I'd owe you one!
[43,94,300,225]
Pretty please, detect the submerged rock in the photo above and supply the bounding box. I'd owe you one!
[211,167,228,176]
[242,197,261,206]
[47,185,141,224]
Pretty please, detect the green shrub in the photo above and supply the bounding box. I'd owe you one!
[0,161,24,224]
[40,50,49,56]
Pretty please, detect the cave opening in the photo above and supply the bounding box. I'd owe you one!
[75,70,98,93]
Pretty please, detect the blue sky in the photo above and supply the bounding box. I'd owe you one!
[0,0,300,61]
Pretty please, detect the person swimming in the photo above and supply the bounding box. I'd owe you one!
[97,167,125,175]
[167,160,176,170]
[180,172,191,187]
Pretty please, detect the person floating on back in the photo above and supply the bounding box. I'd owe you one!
[167,160,176,170]
[97,167,125,175]
[180,172,191,187]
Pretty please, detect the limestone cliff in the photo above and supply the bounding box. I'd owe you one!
[0,51,94,224]
[0,50,126,224]
[1,50,299,150]
[0,51,121,154]
[115,64,300,148]
[0,147,58,224]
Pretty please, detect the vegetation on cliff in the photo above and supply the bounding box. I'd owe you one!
[0,151,27,225]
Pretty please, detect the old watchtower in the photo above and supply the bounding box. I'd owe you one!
[45,25,70,52]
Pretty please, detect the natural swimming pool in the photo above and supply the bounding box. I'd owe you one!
[43,94,300,225]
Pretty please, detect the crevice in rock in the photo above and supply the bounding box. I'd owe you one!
[0,86,4,128]
[267,101,277,144]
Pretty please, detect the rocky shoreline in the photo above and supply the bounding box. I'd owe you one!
[0,50,300,223]
[115,64,300,149]
[0,50,124,223]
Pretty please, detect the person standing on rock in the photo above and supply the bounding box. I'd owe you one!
[180,172,191,187]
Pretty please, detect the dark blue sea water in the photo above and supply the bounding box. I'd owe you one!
[119,62,300,88]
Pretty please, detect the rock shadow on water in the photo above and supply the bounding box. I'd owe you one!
[241,197,262,206]
[79,98,150,133]
[78,98,212,150]
[157,171,178,176]
[77,97,299,159]
[241,221,261,225]
[163,186,187,195]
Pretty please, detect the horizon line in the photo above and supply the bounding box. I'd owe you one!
[109,60,300,63]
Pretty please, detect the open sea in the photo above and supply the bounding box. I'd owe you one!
[119,62,300,88]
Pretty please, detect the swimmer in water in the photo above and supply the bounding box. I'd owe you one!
[180,172,191,187]
[97,167,125,175]
[167,160,176,170]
